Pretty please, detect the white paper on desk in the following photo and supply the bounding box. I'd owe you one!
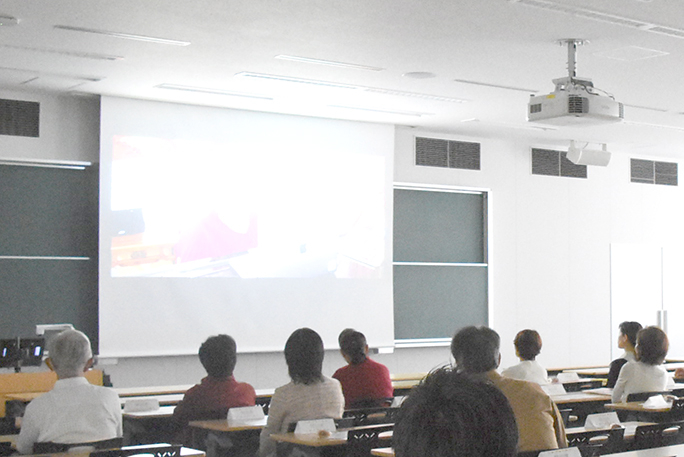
[538,447,582,457]
[643,395,670,409]
[585,412,620,430]
[542,384,567,396]
[227,405,265,422]
[294,418,336,435]
[556,372,580,383]
[123,398,160,413]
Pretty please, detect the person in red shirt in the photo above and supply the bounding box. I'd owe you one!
[332,329,393,408]
[172,334,256,443]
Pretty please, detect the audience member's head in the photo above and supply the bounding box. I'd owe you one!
[514,329,542,361]
[47,329,93,379]
[285,328,324,385]
[636,326,669,365]
[394,367,518,457]
[618,321,642,349]
[338,328,368,365]
[199,334,237,378]
[451,326,500,373]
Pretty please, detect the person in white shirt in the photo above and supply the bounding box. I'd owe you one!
[17,330,122,454]
[502,329,549,385]
[612,326,671,403]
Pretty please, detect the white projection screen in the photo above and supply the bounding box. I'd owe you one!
[99,96,395,357]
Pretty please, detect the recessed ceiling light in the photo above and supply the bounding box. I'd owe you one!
[155,83,273,100]
[403,72,437,79]
[0,15,18,26]
[328,105,433,117]
[53,25,190,46]
[275,55,383,71]
[2,44,123,61]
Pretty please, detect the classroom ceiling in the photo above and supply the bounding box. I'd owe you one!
[1,0,684,157]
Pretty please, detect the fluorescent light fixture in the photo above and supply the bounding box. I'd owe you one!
[275,55,384,71]
[155,83,273,100]
[236,72,469,103]
[328,105,432,117]
[2,44,123,61]
[235,72,359,90]
[53,25,190,46]
[453,78,538,93]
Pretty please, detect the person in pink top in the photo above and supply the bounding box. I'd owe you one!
[172,334,256,444]
[332,329,394,408]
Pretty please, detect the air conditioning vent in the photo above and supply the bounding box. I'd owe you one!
[0,99,40,138]
[631,158,678,186]
[415,137,480,170]
[530,103,542,114]
[531,148,587,179]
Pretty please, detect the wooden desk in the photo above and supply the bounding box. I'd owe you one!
[389,373,426,382]
[123,405,176,419]
[7,392,185,408]
[605,402,672,414]
[391,380,420,396]
[114,385,194,397]
[189,418,267,433]
[187,418,265,455]
[551,392,612,405]
[596,442,684,456]
[24,445,204,457]
[566,422,654,441]
[371,447,393,457]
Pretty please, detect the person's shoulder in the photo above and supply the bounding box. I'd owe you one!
[367,358,390,373]
[332,365,349,379]
[235,380,256,397]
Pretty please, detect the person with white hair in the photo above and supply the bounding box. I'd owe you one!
[17,329,122,454]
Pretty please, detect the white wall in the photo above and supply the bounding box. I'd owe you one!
[394,126,684,371]
[0,90,99,163]
[8,91,684,388]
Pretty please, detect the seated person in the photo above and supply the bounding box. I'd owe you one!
[501,329,548,385]
[332,329,393,408]
[606,321,642,388]
[172,334,256,443]
[451,326,566,453]
[612,326,672,403]
[17,330,122,454]
[394,367,518,457]
[259,328,344,457]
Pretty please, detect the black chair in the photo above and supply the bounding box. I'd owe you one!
[670,397,684,421]
[631,421,684,450]
[256,396,271,415]
[33,437,124,454]
[92,444,182,457]
[342,407,399,426]
[346,424,393,457]
[625,391,671,402]
[567,427,625,456]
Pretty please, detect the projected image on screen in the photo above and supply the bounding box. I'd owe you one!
[110,135,385,278]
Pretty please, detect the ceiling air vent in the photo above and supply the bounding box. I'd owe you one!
[0,99,40,138]
[531,148,587,179]
[631,158,678,186]
[415,136,480,170]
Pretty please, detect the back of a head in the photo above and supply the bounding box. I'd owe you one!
[451,326,500,373]
[619,321,643,347]
[514,329,542,361]
[199,334,237,378]
[285,328,324,385]
[394,368,518,457]
[339,329,367,365]
[48,329,93,378]
[637,326,669,365]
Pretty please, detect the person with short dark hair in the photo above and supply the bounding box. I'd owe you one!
[332,329,393,408]
[606,321,642,388]
[451,326,566,453]
[259,328,344,457]
[394,367,518,457]
[17,330,122,454]
[502,329,548,385]
[172,334,255,443]
[612,326,672,403]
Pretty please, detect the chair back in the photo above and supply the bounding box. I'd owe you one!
[92,444,182,457]
[625,391,670,402]
[670,397,684,421]
[567,427,625,457]
[34,437,123,454]
[631,421,684,450]
[346,424,393,457]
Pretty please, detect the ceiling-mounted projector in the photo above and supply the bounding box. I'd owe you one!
[528,39,624,126]
[567,140,611,166]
